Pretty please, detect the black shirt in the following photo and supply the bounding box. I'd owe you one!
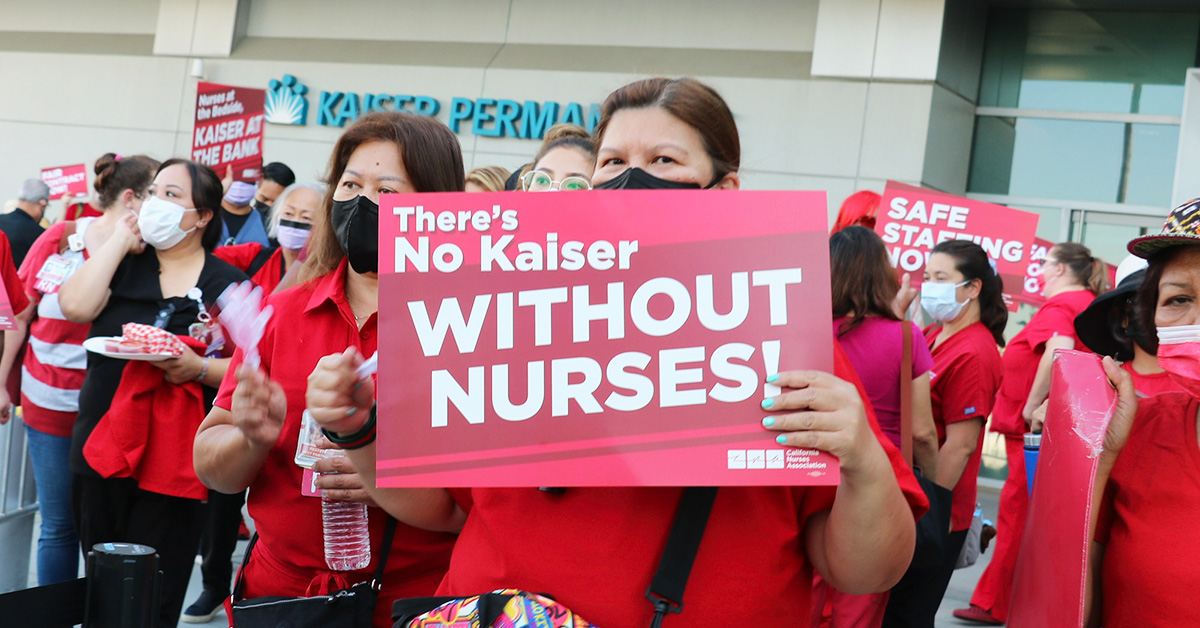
[70,249,248,476]
[221,207,252,242]
[0,208,45,268]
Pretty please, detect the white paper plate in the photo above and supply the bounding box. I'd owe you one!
[83,337,176,362]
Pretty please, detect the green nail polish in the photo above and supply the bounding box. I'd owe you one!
[762,417,775,427]
[766,373,779,383]
[776,434,787,445]
[346,408,357,417]
[761,398,774,409]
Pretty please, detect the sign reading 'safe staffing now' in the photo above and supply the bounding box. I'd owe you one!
[377,191,837,487]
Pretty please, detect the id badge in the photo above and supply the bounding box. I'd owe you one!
[34,254,78,295]
[301,468,321,498]
[294,410,325,469]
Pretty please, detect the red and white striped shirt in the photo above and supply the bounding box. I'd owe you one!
[17,219,93,437]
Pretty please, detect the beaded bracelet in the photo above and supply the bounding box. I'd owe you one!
[321,404,377,450]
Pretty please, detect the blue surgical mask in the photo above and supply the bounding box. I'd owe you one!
[920,280,969,322]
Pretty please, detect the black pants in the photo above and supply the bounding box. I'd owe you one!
[882,529,970,628]
[73,474,206,628]
[199,488,247,595]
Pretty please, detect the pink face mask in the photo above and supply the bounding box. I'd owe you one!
[1157,324,1200,399]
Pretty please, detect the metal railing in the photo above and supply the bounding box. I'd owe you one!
[0,412,38,594]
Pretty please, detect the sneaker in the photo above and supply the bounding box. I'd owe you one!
[952,605,1004,625]
[181,589,227,624]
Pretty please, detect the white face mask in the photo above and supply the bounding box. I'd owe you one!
[920,280,970,322]
[138,195,197,250]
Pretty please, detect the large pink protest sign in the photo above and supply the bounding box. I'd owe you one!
[40,164,87,200]
[876,182,1039,311]
[192,82,266,182]
[377,190,837,487]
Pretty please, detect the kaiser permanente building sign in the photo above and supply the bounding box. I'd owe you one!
[263,74,600,139]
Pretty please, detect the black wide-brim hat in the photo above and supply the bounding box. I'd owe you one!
[1073,269,1147,361]
[1129,198,1200,258]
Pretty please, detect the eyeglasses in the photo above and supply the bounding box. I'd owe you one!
[1039,258,1058,268]
[521,170,591,192]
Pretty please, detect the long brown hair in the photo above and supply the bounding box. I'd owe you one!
[593,77,740,183]
[301,112,464,282]
[1052,242,1109,295]
[830,226,900,336]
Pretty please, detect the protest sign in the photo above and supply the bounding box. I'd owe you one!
[1008,350,1114,628]
[40,164,87,200]
[192,82,266,182]
[0,272,15,330]
[377,190,837,487]
[876,182,1039,311]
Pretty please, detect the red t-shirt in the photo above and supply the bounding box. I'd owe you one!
[1120,361,1184,398]
[213,242,287,294]
[213,260,456,623]
[436,343,929,628]
[925,321,1003,530]
[1095,392,1200,628]
[16,221,90,436]
[992,290,1095,436]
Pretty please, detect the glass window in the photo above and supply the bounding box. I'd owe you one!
[969,116,1179,207]
[978,10,1200,114]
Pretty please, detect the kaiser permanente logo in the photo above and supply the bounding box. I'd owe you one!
[263,74,599,140]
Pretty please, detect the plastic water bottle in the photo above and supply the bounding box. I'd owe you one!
[321,450,371,571]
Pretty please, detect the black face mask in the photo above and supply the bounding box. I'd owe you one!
[252,200,271,213]
[331,195,378,274]
[593,167,720,190]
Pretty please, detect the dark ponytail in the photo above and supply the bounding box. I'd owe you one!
[93,153,159,209]
[931,240,1008,347]
[1052,242,1109,296]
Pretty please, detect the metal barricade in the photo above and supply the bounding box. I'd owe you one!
[0,412,38,593]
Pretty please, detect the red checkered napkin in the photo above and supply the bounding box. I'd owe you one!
[121,323,187,357]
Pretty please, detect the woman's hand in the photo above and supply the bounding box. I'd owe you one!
[230,365,287,449]
[111,211,145,255]
[306,348,374,435]
[1030,399,1048,433]
[1100,356,1138,457]
[760,370,880,474]
[151,349,203,384]
[312,436,379,507]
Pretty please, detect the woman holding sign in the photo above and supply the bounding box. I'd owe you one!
[305,77,929,628]
[1083,202,1200,627]
[193,112,461,628]
[884,240,1005,627]
[955,242,1105,625]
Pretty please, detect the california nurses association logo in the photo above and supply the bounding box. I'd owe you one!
[265,74,308,125]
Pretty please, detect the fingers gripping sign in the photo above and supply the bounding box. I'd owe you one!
[758,370,877,473]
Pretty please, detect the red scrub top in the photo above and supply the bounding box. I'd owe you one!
[436,343,929,628]
[1121,361,1184,398]
[992,290,1094,436]
[214,242,287,294]
[214,260,456,625]
[925,321,1003,531]
[1096,392,1200,628]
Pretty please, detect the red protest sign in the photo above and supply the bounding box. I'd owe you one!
[377,190,837,487]
[40,164,87,200]
[191,82,265,182]
[1008,350,1114,628]
[876,182,1039,311]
